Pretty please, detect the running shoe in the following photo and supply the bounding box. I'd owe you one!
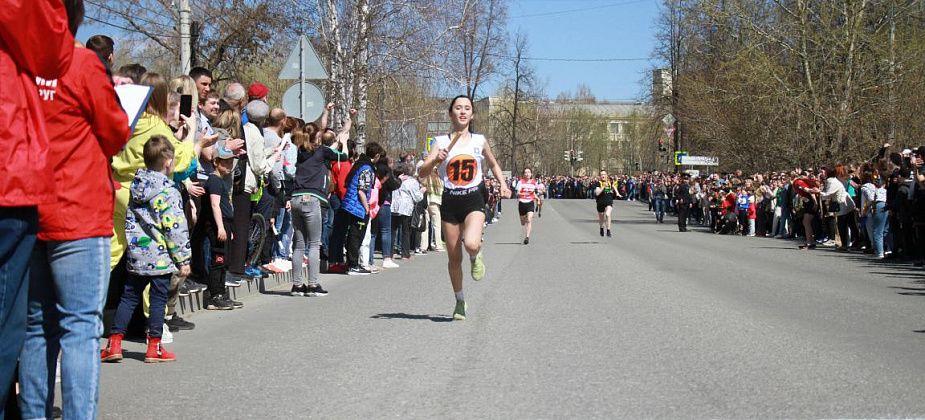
[382,260,400,269]
[471,251,485,281]
[327,263,347,274]
[348,267,371,276]
[245,266,267,279]
[184,279,207,293]
[229,298,244,309]
[453,300,467,321]
[205,295,234,310]
[606,229,612,238]
[306,284,328,296]
[264,262,285,273]
[166,315,195,331]
[523,237,529,245]
[290,284,308,296]
[599,227,604,237]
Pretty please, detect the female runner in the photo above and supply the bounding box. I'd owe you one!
[419,95,510,320]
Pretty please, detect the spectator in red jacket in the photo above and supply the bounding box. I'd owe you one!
[0,0,75,416]
[17,14,131,419]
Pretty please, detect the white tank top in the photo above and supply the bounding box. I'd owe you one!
[437,133,485,190]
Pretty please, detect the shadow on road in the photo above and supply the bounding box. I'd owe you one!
[370,313,454,323]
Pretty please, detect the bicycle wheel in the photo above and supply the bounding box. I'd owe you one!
[246,213,268,266]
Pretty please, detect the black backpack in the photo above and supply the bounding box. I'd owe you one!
[410,197,428,232]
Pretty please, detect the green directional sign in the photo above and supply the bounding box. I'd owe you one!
[674,151,687,166]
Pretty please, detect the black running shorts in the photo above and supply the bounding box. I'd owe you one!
[518,201,535,216]
[596,200,613,213]
[441,186,486,224]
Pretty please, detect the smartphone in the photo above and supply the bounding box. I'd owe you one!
[180,94,193,118]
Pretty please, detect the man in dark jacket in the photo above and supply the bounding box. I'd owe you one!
[676,175,692,232]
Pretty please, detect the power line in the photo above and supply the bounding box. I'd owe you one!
[84,15,181,39]
[85,0,173,30]
[488,53,649,63]
[510,0,653,19]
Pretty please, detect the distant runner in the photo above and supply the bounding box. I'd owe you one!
[516,167,539,244]
[591,169,621,237]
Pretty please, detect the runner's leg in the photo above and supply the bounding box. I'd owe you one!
[462,211,486,258]
[443,222,464,294]
[525,211,534,238]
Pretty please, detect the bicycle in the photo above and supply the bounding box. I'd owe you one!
[245,213,268,270]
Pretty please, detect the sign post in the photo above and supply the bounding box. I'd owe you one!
[279,35,329,121]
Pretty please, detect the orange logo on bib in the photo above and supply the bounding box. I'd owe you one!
[447,154,477,187]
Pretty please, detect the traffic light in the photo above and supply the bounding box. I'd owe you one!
[563,150,570,161]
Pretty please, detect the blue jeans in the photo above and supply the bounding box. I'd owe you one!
[867,204,889,256]
[776,208,790,236]
[371,204,392,265]
[19,237,110,420]
[654,197,665,222]
[273,207,293,260]
[0,207,38,418]
[109,274,170,338]
[322,194,341,258]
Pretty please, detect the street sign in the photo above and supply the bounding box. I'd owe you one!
[281,82,325,122]
[662,113,676,127]
[679,155,719,166]
[279,35,329,80]
[674,151,687,166]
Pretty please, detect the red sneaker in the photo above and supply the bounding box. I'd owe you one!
[144,336,176,363]
[100,333,124,363]
[327,263,347,274]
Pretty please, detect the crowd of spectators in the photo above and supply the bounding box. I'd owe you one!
[0,1,477,417]
[528,146,923,263]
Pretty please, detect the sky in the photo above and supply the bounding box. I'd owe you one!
[506,0,661,102]
[77,0,662,102]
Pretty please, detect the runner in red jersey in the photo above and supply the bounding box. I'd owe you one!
[516,168,539,244]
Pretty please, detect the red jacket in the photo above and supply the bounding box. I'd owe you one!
[332,160,353,200]
[0,0,74,207]
[37,48,130,241]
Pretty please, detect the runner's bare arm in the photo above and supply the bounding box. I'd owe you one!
[482,140,510,198]
[418,145,445,179]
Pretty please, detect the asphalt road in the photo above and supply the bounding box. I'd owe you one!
[98,199,925,419]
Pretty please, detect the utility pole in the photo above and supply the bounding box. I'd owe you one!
[179,0,191,75]
[888,0,897,143]
[511,45,522,176]
[299,35,305,119]
[670,0,682,173]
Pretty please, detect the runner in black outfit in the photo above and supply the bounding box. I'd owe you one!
[590,169,621,237]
